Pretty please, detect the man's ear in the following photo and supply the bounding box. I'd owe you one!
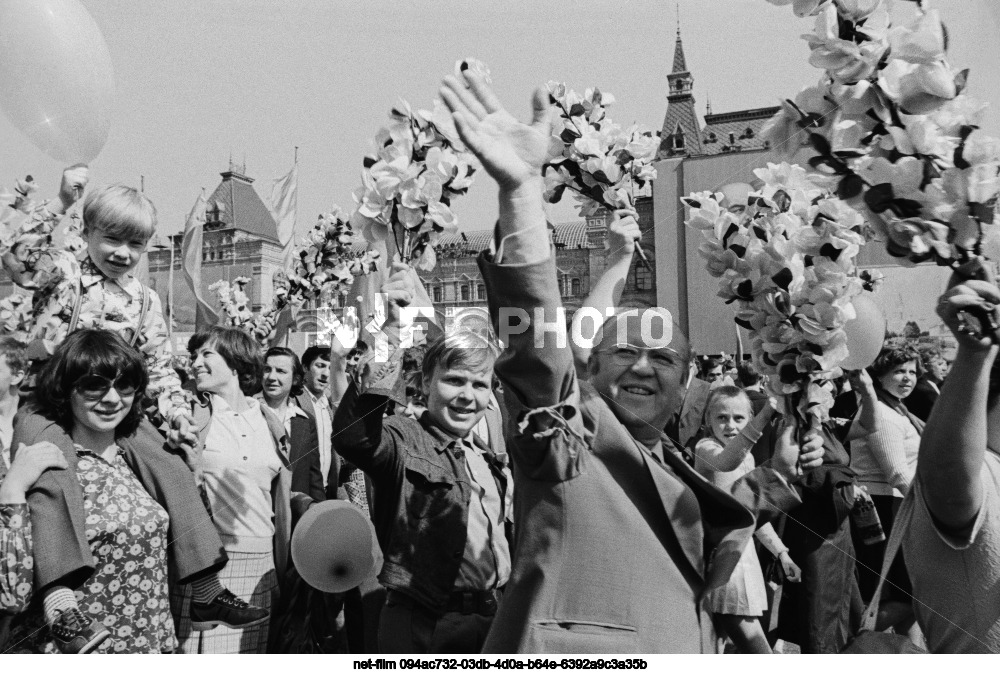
[10,368,25,388]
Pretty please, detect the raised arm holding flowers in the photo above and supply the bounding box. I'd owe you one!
[543,83,657,269]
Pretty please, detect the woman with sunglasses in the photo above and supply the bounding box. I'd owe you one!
[5,329,177,653]
[173,326,303,654]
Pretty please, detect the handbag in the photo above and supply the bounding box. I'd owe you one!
[840,492,926,653]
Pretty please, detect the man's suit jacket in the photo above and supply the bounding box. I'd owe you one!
[287,408,325,503]
[478,251,801,654]
[668,377,712,449]
[295,390,341,497]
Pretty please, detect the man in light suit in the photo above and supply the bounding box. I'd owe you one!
[440,68,824,653]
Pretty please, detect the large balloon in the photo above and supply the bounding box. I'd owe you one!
[0,0,115,163]
[841,292,886,371]
[291,500,382,594]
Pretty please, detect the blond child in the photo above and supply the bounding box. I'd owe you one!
[695,385,801,654]
[1,172,264,652]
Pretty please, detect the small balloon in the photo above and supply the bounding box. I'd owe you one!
[291,500,382,594]
[841,293,886,371]
[0,0,115,163]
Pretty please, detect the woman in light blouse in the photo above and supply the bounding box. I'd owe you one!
[173,326,304,654]
[849,343,923,640]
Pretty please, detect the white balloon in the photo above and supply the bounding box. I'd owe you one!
[0,0,115,163]
[841,293,886,371]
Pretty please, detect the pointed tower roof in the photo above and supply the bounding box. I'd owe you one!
[657,22,702,159]
[672,24,688,73]
[204,166,279,243]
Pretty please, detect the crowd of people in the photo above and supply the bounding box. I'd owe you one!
[2,71,1000,656]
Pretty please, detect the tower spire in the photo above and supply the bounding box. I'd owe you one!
[657,8,702,159]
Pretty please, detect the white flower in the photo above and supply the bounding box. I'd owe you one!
[889,8,946,65]
[805,4,887,83]
[766,0,831,18]
[878,58,958,115]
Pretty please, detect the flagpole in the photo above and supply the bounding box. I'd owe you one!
[168,236,175,347]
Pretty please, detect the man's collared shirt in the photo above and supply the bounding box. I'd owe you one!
[453,435,511,591]
[274,400,309,436]
[306,388,333,488]
[0,414,13,470]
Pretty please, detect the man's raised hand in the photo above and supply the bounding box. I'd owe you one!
[440,69,553,192]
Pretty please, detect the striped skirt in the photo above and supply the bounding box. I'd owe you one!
[704,538,769,617]
[172,550,277,654]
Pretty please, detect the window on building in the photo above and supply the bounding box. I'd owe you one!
[634,264,653,291]
[674,132,685,150]
[477,283,485,300]
[461,285,470,301]
[744,127,755,139]
[445,284,455,301]
[571,278,581,296]
[433,286,442,303]
[729,132,736,144]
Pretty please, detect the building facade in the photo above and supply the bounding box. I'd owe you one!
[147,167,286,332]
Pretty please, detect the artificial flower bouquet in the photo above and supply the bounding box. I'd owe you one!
[684,162,869,429]
[763,0,1000,266]
[544,82,659,265]
[351,62,483,270]
[212,208,379,347]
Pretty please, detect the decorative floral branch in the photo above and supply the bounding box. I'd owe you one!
[543,82,659,266]
[212,208,379,347]
[684,162,869,428]
[763,0,1000,266]
[351,60,483,271]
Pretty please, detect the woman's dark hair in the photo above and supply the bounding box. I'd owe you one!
[35,329,148,437]
[868,343,923,383]
[264,346,304,398]
[188,326,264,396]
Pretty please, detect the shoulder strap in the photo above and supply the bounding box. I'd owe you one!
[859,490,916,632]
[130,285,151,347]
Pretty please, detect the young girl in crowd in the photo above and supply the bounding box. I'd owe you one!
[6,330,176,653]
[694,386,801,654]
[2,174,262,652]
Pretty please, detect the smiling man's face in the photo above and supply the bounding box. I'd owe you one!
[587,316,689,435]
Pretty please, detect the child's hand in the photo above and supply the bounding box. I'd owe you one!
[0,441,67,503]
[166,415,197,454]
[58,164,89,211]
[778,551,802,583]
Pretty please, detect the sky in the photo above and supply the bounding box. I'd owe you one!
[3,0,1000,241]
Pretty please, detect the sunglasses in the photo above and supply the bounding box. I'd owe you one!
[73,373,140,402]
